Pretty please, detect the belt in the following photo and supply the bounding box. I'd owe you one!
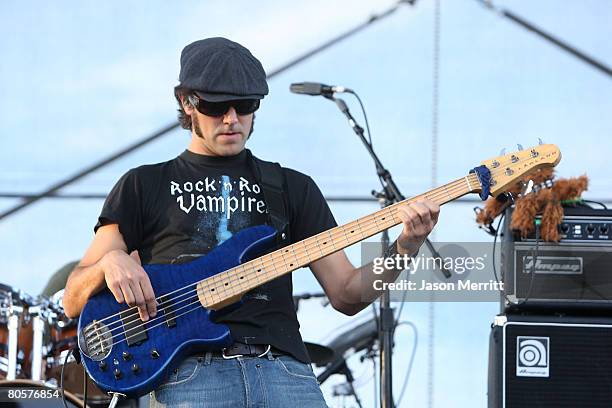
[216,343,284,359]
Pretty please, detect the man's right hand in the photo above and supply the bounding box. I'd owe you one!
[101,249,157,321]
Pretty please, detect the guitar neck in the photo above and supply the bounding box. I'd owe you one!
[197,173,480,307]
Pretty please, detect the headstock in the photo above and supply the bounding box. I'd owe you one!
[474,144,561,198]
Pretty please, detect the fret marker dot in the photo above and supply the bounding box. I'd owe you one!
[257,269,261,272]
[240,277,244,280]
[224,283,228,286]
[351,230,354,233]
[290,264,294,267]
[211,288,215,292]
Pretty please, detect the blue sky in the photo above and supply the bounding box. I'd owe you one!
[1,1,611,406]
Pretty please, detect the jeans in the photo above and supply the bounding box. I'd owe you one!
[149,352,328,408]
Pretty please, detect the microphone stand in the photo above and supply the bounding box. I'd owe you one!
[327,95,450,408]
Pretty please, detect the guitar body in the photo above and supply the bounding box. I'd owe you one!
[78,225,277,398]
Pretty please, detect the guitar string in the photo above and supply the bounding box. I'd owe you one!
[87,149,557,353]
[83,176,477,352]
[84,173,479,336]
[82,178,468,332]
[85,159,533,348]
[85,149,552,345]
[83,175,471,336]
[86,174,504,352]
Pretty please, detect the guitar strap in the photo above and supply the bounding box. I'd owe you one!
[246,149,291,248]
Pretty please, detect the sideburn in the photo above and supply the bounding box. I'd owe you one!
[192,115,205,139]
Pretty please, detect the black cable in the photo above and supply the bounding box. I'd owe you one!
[347,91,373,147]
[60,347,72,408]
[83,363,88,408]
[347,88,410,334]
[345,89,386,195]
[491,211,516,307]
[582,200,608,210]
[520,219,540,305]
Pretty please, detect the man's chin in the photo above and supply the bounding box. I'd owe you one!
[216,142,246,156]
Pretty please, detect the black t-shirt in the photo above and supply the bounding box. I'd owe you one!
[95,149,337,362]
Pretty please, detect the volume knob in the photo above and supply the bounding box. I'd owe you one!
[114,369,122,379]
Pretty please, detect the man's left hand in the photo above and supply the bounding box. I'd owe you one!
[396,199,440,256]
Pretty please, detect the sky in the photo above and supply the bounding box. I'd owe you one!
[1,1,611,407]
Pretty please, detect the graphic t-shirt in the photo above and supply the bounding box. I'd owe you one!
[95,149,337,362]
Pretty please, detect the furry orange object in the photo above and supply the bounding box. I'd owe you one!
[475,169,588,242]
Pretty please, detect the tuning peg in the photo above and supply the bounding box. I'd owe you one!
[517,144,523,151]
[538,138,544,145]
[499,148,506,156]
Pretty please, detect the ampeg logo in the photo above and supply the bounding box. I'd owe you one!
[522,256,582,274]
[516,336,549,377]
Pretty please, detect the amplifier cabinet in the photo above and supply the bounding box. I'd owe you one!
[488,314,612,408]
[501,207,612,312]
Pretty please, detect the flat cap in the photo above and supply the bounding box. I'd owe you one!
[178,37,268,102]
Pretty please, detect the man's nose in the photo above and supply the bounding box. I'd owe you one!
[223,107,239,124]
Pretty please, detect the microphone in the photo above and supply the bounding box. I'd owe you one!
[290,82,352,96]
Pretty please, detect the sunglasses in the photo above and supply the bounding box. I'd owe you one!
[189,95,260,117]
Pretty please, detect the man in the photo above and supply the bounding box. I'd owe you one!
[63,37,440,407]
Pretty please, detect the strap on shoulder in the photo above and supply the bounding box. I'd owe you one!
[246,149,291,246]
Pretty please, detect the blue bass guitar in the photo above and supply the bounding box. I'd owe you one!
[78,144,560,397]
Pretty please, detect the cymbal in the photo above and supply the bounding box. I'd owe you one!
[304,342,335,367]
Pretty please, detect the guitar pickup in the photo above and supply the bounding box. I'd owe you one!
[160,294,176,328]
[120,309,148,346]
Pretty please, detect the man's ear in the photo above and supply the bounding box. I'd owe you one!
[181,95,195,115]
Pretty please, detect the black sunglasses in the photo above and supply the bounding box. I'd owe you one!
[189,95,260,117]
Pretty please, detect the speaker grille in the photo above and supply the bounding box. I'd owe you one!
[505,323,612,408]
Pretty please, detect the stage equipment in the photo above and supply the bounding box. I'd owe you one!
[488,314,612,408]
[500,206,612,312]
[299,84,464,407]
[0,284,32,380]
[316,319,378,408]
[289,82,352,96]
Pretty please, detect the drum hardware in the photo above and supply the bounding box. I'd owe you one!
[1,284,29,381]
[28,300,51,382]
[6,312,21,380]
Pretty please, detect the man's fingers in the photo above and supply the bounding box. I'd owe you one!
[420,199,441,223]
[108,281,125,304]
[398,205,417,232]
[412,202,432,226]
[140,280,157,318]
[129,282,149,321]
[121,282,136,308]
